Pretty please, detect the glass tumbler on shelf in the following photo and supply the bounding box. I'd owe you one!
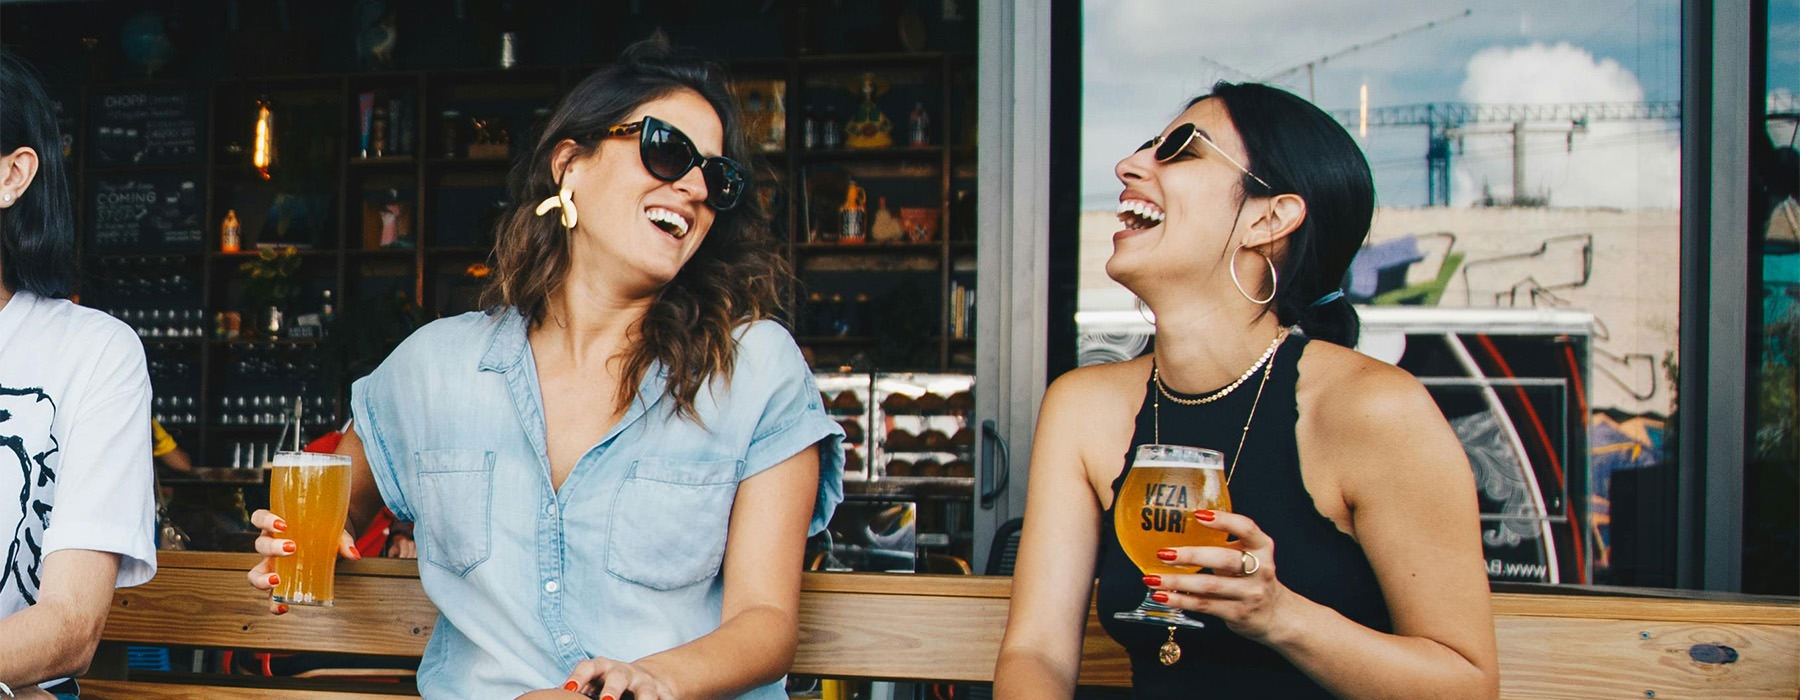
[1112,443,1230,629]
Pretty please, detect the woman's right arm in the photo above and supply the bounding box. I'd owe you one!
[993,371,1114,699]
[246,426,382,613]
[337,427,388,537]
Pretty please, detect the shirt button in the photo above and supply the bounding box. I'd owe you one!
[545,502,557,516]
[558,634,573,646]
[545,579,560,593]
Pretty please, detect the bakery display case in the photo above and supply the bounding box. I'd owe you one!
[815,370,976,566]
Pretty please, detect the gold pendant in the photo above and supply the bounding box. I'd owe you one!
[1158,626,1181,666]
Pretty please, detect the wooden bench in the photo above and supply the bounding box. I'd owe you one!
[84,551,1799,699]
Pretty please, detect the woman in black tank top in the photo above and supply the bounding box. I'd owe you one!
[993,83,1499,699]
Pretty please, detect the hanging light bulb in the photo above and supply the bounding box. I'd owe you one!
[252,98,276,179]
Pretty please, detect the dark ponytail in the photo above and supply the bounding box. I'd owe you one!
[1199,82,1372,347]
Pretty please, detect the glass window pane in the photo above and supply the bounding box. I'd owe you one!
[1078,1,1683,586]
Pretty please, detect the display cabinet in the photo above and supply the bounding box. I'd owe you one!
[815,371,976,567]
[67,54,978,549]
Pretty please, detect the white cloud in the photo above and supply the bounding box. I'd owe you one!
[1079,1,1683,210]
[1450,43,1680,209]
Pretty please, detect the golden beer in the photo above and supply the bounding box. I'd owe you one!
[1113,444,1227,628]
[270,452,353,606]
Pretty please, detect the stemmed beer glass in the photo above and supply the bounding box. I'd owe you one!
[1112,444,1231,628]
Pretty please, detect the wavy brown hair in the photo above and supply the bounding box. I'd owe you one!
[483,36,789,421]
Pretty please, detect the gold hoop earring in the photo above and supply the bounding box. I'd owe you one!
[534,187,578,229]
[1134,297,1157,326]
[1230,245,1277,305]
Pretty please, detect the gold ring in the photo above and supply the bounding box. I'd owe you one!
[1239,550,1261,577]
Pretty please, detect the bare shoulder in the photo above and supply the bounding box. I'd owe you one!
[1296,340,1445,437]
[1038,356,1149,492]
[1295,339,1471,502]
[1041,356,1150,415]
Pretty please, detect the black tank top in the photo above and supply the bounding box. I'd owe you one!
[1096,334,1392,698]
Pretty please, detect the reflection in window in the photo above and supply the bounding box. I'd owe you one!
[1077,2,1686,586]
[1748,0,1798,596]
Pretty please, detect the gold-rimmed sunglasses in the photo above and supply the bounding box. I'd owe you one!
[1138,122,1272,192]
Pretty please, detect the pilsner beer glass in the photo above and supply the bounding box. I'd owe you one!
[270,451,353,606]
[1113,444,1230,628]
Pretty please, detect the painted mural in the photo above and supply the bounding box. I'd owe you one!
[1076,206,1682,584]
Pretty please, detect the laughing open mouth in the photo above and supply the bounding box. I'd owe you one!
[646,207,691,238]
[1117,200,1165,230]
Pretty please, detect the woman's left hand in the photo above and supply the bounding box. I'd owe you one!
[563,656,677,700]
[1146,508,1291,642]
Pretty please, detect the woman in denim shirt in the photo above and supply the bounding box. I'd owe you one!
[249,37,845,700]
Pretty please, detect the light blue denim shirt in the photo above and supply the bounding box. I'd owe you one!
[351,309,844,700]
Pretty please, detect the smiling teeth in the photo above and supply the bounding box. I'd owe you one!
[647,207,691,238]
[1117,199,1165,230]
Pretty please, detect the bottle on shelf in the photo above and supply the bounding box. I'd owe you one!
[440,109,463,158]
[839,179,867,244]
[821,106,842,150]
[370,105,389,158]
[802,106,819,150]
[499,31,518,69]
[220,210,241,253]
[871,197,903,242]
[909,102,931,147]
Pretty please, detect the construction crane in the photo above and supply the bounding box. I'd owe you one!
[1331,101,1682,206]
[1259,9,1472,101]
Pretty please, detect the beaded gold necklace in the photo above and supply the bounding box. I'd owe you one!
[1152,328,1286,406]
[1151,328,1287,485]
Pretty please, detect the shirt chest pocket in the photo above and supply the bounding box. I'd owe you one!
[413,449,496,577]
[605,458,741,590]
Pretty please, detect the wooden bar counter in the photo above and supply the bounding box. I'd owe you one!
[84,551,1799,699]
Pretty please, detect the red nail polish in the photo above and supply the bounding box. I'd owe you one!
[1194,509,1216,522]
[273,519,288,532]
[601,695,616,700]
[1142,575,1161,586]
[276,604,289,614]
[562,681,578,692]
[268,574,280,586]
[281,541,296,554]
[1156,549,1178,561]
[1151,592,1170,603]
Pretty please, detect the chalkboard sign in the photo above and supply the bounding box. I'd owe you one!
[88,88,206,166]
[88,173,205,251]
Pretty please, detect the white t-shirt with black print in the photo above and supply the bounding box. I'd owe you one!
[0,291,157,629]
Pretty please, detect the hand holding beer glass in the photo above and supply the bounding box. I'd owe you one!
[251,451,354,609]
[1113,444,1230,629]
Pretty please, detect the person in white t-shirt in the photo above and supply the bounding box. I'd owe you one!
[0,49,157,700]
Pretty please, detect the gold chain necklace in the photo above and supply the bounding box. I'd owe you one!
[1152,329,1287,406]
[1148,331,1285,666]
[1152,329,1285,485]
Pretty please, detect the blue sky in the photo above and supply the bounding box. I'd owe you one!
[1081,1,1792,211]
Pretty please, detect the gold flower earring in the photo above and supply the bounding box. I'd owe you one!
[534,186,578,229]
